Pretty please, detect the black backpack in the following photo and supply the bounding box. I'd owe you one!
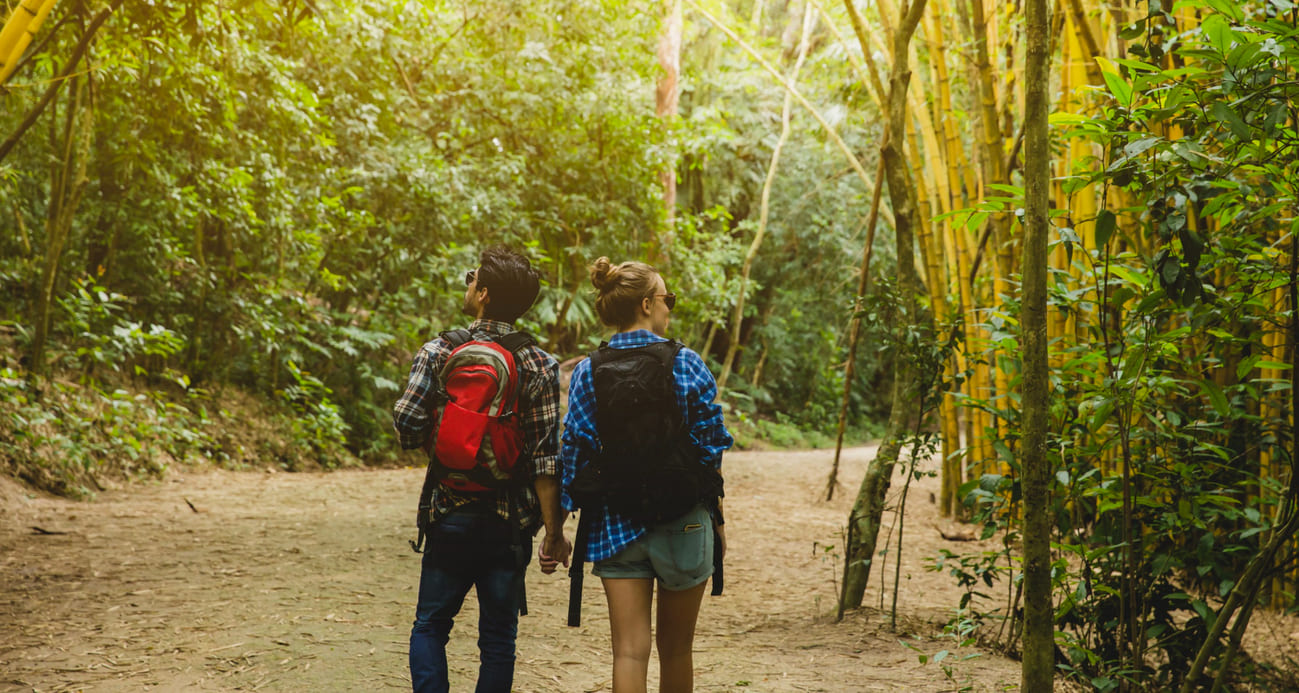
[568,339,722,524]
[566,339,724,627]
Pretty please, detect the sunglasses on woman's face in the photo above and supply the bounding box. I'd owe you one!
[465,270,476,287]
[649,293,676,311]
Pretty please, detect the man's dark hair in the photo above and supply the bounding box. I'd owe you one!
[477,245,542,323]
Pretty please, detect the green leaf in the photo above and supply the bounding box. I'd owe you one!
[1179,227,1206,270]
[1099,65,1134,107]
[988,183,1026,196]
[1199,379,1231,419]
[1049,112,1090,125]
[1219,579,1235,597]
[1206,0,1245,20]
[1192,599,1213,624]
[994,440,1014,464]
[1210,102,1251,140]
[1226,42,1267,72]
[1160,258,1182,285]
[1095,210,1117,247]
[1123,136,1161,157]
[1113,57,1160,73]
[1091,400,1115,430]
[1201,14,1236,55]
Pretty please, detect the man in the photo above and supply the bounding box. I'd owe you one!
[393,245,571,693]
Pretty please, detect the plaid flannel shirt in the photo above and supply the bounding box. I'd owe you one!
[560,329,733,562]
[393,319,560,534]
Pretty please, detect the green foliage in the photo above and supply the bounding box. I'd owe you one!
[940,3,1299,689]
[1,0,899,494]
[0,366,214,497]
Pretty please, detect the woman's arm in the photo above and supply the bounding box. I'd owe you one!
[677,347,734,468]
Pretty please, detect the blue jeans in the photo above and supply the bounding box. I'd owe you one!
[409,508,530,693]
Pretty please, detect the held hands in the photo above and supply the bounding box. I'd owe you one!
[538,530,572,574]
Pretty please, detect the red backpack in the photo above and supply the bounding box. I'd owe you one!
[411,329,535,553]
[427,329,535,491]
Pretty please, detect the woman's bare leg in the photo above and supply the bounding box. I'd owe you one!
[655,581,707,693]
[603,577,655,693]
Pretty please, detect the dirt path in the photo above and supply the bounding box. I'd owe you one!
[2,448,1027,692]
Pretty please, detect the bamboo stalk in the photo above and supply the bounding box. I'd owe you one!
[0,0,49,77]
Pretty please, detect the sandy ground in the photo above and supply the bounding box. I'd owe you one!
[2,447,1043,692]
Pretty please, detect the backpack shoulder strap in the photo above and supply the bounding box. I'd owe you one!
[439,328,473,349]
[495,330,536,356]
[653,339,683,371]
[587,341,613,370]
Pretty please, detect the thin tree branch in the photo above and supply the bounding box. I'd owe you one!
[686,0,877,196]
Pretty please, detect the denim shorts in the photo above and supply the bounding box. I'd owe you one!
[593,504,714,591]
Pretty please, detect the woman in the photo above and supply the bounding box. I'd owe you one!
[557,257,732,693]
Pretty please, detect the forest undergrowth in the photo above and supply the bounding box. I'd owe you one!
[0,331,856,500]
[0,333,363,499]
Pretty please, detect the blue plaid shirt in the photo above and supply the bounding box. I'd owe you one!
[560,329,733,561]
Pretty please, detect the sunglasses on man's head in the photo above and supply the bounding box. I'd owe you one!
[465,270,476,287]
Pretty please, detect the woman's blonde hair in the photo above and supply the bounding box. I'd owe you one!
[589,256,659,328]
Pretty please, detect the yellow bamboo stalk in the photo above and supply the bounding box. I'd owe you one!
[935,13,981,483]
[1062,0,1104,83]
[898,3,956,495]
[1261,278,1289,605]
[0,0,56,85]
[0,0,43,61]
[908,122,941,305]
[935,18,980,487]
[876,0,898,45]
[910,6,968,514]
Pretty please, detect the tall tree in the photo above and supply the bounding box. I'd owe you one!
[838,0,929,612]
[1019,0,1052,687]
[653,0,683,264]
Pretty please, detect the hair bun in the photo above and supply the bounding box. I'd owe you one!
[589,256,615,291]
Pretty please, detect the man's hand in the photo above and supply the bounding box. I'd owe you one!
[538,530,572,574]
[716,523,727,561]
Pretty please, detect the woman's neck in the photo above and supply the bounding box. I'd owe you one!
[618,318,658,336]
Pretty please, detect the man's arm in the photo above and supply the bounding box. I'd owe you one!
[392,342,445,450]
[535,475,571,573]
[520,350,571,573]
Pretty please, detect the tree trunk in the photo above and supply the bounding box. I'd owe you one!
[653,0,682,265]
[826,154,885,501]
[838,0,929,614]
[1019,0,1052,686]
[29,70,93,380]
